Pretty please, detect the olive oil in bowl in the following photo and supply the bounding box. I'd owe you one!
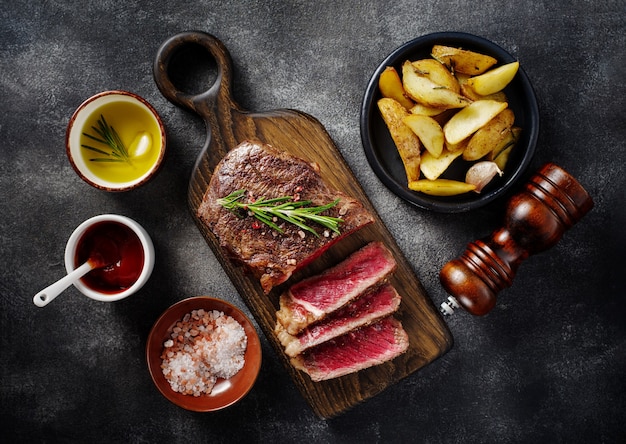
[67,91,166,191]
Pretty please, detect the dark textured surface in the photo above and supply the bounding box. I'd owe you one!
[1,1,624,442]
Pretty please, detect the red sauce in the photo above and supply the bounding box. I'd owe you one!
[75,221,144,294]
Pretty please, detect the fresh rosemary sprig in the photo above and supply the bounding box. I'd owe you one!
[218,189,344,237]
[82,114,131,163]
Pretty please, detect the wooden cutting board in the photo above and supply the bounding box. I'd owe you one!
[154,31,453,418]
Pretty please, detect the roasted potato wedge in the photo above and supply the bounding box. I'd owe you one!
[403,114,444,158]
[493,146,513,171]
[455,72,471,85]
[411,59,460,94]
[445,136,469,153]
[488,126,522,161]
[466,61,519,96]
[463,108,515,161]
[402,61,471,109]
[408,179,476,196]
[431,45,498,75]
[379,66,414,109]
[420,148,463,180]
[489,126,521,171]
[431,108,458,126]
[460,83,508,102]
[443,100,508,145]
[377,98,421,182]
[409,102,446,117]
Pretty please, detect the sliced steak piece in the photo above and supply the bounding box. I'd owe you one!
[290,316,409,382]
[197,140,374,294]
[275,283,401,357]
[276,242,396,334]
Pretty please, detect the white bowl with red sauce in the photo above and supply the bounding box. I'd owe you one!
[64,214,155,302]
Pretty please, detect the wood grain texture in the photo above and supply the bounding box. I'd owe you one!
[154,31,453,418]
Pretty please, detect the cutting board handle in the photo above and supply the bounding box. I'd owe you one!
[153,31,239,120]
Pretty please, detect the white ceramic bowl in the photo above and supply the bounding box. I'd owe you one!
[64,214,155,302]
[66,90,166,192]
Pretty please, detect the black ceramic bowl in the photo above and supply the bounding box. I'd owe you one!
[360,32,539,212]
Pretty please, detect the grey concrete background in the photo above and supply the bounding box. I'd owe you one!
[1,0,624,442]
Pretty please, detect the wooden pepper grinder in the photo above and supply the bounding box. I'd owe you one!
[439,163,593,316]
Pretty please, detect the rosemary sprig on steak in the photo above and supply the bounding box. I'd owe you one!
[217,189,343,237]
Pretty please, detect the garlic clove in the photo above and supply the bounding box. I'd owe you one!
[128,132,153,159]
[465,161,503,193]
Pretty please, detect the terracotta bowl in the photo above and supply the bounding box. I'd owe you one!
[360,32,539,212]
[146,296,262,411]
[66,90,166,192]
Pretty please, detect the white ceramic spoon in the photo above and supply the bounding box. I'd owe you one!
[33,240,119,308]
[33,261,97,307]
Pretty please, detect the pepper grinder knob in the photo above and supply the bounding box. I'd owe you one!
[439,163,594,316]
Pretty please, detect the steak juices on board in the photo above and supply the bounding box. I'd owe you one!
[197,141,408,381]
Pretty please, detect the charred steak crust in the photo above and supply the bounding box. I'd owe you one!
[197,141,374,293]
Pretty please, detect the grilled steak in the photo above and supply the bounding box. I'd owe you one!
[275,282,401,357]
[275,242,397,334]
[290,316,409,382]
[197,141,374,293]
